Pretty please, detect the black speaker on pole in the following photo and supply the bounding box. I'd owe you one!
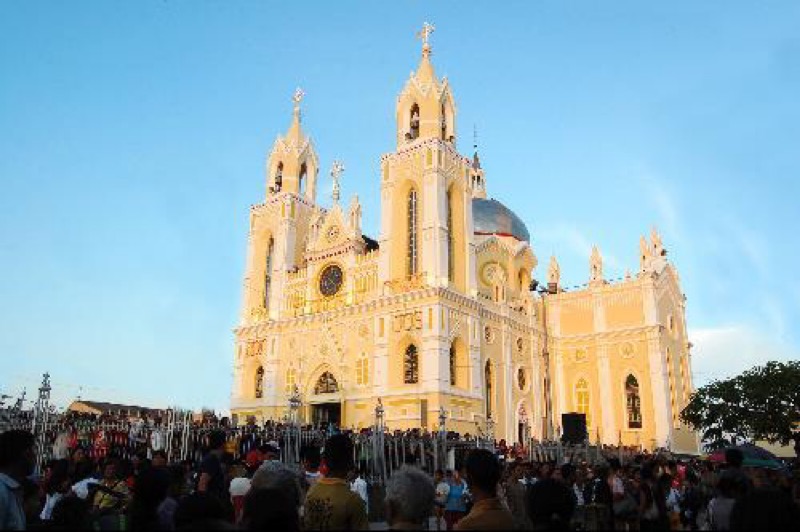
[561,413,588,444]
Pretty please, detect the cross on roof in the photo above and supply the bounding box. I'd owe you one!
[417,21,435,48]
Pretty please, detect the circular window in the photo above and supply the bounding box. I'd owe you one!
[319,264,344,297]
[517,368,527,391]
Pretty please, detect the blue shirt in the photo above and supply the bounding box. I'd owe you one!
[0,473,26,530]
[445,479,467,513]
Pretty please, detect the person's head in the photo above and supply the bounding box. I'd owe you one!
[152,450,168,468]
[323,434,353,477]
[452,469,461,482]
[434,469,444,483]
[385,466,435,528]
[560,463,577,484]
[608,457,621,473]
[250,460,302,510]
[301,446,321,472]
[725,448,744,468]
[208,430,226,452]
[71,447,85,463]
[262,441,280,461]
[241,487,299,532]
[464,448,502,497]
[0,429,35,478]
[102,459,119,481]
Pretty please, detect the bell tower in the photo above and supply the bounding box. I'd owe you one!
[395,22,457,149]
[379,23,476,294]
[266,88,319,203]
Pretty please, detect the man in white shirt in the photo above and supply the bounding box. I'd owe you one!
[349,468,369,511]
[433,469,450,531]
[0,430,36,531]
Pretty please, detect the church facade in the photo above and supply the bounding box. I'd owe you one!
[230,27,698,452]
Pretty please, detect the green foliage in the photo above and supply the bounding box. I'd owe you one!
[680,361,800,450]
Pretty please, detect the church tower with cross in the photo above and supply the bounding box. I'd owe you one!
[230,24,697,454]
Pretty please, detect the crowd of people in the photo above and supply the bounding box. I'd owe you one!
[1,427,799,530]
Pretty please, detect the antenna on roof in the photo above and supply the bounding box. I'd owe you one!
[473,124,478,151]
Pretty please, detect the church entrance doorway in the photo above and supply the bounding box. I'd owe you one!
[312,402,341,426]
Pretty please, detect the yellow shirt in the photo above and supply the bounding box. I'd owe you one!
[303,477,369,530]
[454,497,515,531]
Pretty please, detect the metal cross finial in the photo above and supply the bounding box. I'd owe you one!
[330,160,344,203]
[417,21,435,49]
[292,87,305,118]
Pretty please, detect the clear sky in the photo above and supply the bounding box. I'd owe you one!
[1,1,798,412]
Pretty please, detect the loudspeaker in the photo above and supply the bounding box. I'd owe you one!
[561,413,588,444]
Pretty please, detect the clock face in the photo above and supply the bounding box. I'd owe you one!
[319,264,344,297]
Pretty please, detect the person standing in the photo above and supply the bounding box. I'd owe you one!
[455,449,514,530]
[303,434,368,530]
[0,430,35,531]
[444,469,468,530]
[434,469,450,531]
[349,468,369,514]
[196,430,227,501]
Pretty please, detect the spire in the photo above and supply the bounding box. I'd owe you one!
[286,87,305,145]
[590,245,604,285]
[415,21,437,82]
[472,124,482,169]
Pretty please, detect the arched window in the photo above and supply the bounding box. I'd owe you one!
[254,366,264,399]
[575,378,591,427]
[274,162,283,191]
[626,375,642,429]
[264,238,274,310]
[409,104,420,139]
[314,372,339,394]
[446,189,454,282]
[404,345,419,384]
[299,162,307,195]
[407,189,418,276]
[449,344,456,386]
[485,361,493,418]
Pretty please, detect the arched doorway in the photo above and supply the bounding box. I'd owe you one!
[311,371,341,426]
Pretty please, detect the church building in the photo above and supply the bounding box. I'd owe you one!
[230,25,698,452]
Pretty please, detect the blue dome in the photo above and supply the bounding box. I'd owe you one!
[472,198,530,242]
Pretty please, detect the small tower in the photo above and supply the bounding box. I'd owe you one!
[589,245,604,286]
[547,255,560,293]
[639,235,652,273]
[266,88,320,203]
[395,22,457,148]
[470,127,487,199]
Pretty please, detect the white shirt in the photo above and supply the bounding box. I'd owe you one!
[435,481,450,504]
[40,492,64,520]
[229,477,251,498]
[350,476,369,508]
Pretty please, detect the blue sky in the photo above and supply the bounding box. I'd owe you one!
[1,1,798,412]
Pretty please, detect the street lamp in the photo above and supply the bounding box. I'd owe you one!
[375,398,385,430]
[288,385,302,425]
[438,406,447,434]
[486,415,495,448]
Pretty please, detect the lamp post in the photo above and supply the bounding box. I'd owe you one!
[287,385,302,466]
[486,415,495,451]
[375,399,386,484]
[32,373,51,474]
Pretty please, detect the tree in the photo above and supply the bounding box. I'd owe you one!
[680,361,800,451]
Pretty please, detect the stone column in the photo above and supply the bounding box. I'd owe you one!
[597,345,616,444]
